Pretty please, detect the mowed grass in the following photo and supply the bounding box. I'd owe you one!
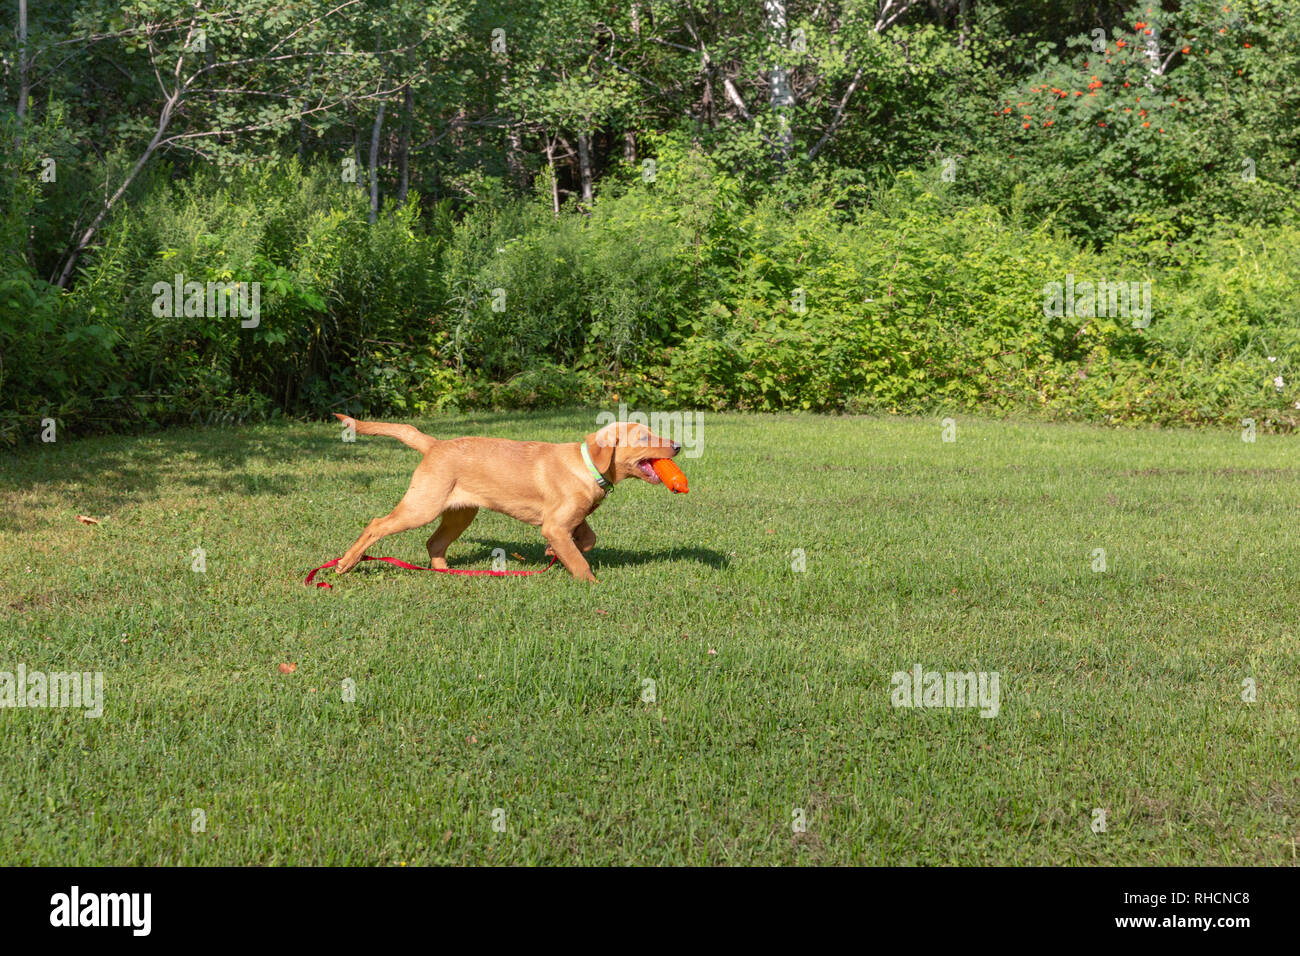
[1,411,1297,865]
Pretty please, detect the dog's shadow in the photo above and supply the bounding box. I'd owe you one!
[353,539,730,572]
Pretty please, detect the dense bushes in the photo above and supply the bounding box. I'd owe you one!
[3,152,1299,446]
[3,161,449,442]
[6,4,1300,445]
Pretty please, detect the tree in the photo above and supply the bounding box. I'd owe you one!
[50,0,454,286]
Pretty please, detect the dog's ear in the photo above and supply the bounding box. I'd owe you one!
[584,429,616,473]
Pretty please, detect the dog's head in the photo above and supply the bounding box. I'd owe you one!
[584,422,680,485]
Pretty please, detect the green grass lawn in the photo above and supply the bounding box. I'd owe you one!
[1,411,1297,865]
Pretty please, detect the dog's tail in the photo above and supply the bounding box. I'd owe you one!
[334,413,436,455]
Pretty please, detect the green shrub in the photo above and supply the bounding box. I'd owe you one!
[18,160,447,440]
[6,154,1299,446]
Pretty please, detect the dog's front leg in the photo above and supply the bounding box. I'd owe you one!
[546,519,596,557]
[542,517,597,582]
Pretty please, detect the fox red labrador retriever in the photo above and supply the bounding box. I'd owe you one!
[332,415,681,582]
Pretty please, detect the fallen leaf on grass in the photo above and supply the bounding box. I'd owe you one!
[76,515,100,525]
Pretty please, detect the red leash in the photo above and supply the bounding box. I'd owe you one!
[305,553,558,588]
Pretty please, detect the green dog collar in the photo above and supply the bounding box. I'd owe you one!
[581,440,613,492]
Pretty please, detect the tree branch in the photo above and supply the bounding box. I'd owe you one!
[806,65,863,160]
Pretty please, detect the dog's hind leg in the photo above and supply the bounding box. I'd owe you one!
[425,507,479,569]
[336,487,447,574]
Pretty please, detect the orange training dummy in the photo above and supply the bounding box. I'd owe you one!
[651,458,688,493]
